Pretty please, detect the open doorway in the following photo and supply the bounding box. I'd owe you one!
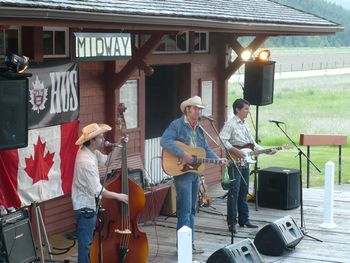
[144,64,190,183]
[145,64,190,139]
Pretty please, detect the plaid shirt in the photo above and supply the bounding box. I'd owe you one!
[219,115,262,151]
[71,146,107,212]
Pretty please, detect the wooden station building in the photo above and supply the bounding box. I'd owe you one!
[0,0,342,236]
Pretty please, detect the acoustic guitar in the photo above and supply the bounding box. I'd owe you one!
[229,143,291,164]
[162,141,227,176]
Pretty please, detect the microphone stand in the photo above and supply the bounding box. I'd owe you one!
[199,118,248,245]
[272,122,322,242]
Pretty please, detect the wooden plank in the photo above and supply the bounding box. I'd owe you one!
[300,134,347,146]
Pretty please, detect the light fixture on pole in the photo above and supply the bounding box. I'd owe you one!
[257,49,271,62]
[4,54,29,73]
[240,49,253,61]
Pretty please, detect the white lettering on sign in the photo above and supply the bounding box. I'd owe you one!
[75,33,131,61]
[49,71,78,114]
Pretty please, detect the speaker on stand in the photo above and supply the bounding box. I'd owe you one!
[244,61,275,106]
[0,72,31,151]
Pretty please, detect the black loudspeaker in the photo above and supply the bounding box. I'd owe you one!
[207,239,263,263]
[0,77,28,151]
[258,167,300,210]
[244,61,275,106]
[0,211,37,263]
[128,168,144,189]
[254,215,303,256]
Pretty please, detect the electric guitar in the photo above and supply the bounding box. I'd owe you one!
[229,143,291,164]
[162,141,228,176]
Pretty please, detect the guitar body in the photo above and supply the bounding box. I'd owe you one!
[90,174,148,263]
[229,144,255,162]
[162,141,206,176]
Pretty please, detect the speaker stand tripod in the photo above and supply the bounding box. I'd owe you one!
[33,202,54,262]
[272,122,322,242]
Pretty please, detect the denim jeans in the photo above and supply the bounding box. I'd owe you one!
[174,172,200,248]
[75,209,97,263]
[227,165,250,226]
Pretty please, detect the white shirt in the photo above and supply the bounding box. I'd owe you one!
[71,146,107,211]
[219,115,263,151]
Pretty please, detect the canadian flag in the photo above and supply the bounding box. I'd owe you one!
[0,121,79,208]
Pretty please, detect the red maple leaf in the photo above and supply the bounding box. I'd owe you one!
[25,136,55,184]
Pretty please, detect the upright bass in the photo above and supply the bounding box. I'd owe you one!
[90,103,148,263]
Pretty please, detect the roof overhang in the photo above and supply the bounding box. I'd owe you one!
[0,7,343,36]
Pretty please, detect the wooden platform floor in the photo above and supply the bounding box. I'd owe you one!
[47,183,350,263]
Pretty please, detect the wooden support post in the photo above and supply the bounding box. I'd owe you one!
[224,35,268,80]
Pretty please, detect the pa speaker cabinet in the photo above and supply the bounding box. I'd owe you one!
[0,77,28,150]
[0,217,37,263]
[258,167,300,210]
[254,216,303,256]
[244,61,275,106]
[207,239,263,263]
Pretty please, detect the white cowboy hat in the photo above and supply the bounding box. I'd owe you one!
[75,123,112,145]
[180,95,205,113]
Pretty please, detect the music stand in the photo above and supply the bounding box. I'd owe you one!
[272,122,322,242]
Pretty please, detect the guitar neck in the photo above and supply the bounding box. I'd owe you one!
[251,146,282,156]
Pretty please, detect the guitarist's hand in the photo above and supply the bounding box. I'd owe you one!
[233,148,247,159]
[182,152,193,164]
[267,148,278,155]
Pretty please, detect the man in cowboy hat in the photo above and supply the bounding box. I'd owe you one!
[161,95,227,254]
[72,123,128,263]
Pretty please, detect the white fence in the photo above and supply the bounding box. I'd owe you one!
[144,137,169,184]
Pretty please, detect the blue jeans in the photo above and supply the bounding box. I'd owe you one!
[227,165,250,226]
[75,209,97,263]
[174,172,200,248]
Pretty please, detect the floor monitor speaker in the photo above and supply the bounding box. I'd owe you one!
[258,167,300,210]
[244,61,275,106]
[207,239,263,263]
[254,215,303,256]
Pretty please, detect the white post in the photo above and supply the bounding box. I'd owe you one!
[177,226,192,263]
[320,161,337,228]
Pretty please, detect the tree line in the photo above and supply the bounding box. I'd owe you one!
[265,0,350,47]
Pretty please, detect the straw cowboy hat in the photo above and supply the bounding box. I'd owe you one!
[180,95,205,113]
[75,123,111,145]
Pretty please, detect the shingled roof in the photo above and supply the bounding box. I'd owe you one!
[0,0,343,35]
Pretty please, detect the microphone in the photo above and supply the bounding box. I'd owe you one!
[269,119,285,124]
[199,115,214,122]
[104,141,120,147]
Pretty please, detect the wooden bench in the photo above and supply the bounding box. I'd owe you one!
[300,134,347,187]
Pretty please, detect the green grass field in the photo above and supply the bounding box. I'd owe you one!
[228,73,350,187]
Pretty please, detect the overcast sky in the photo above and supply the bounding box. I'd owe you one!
[326,0,350,9]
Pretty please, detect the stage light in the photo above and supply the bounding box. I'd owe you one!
[240,49,253,61]
[257,49,271,62]
[4,54,29,73]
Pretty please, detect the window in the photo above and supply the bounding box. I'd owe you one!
[194,32,209,53]
[201,80,213,116]
[0,27,20,57]
[43,27,69,58]
[145,32,189,54]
